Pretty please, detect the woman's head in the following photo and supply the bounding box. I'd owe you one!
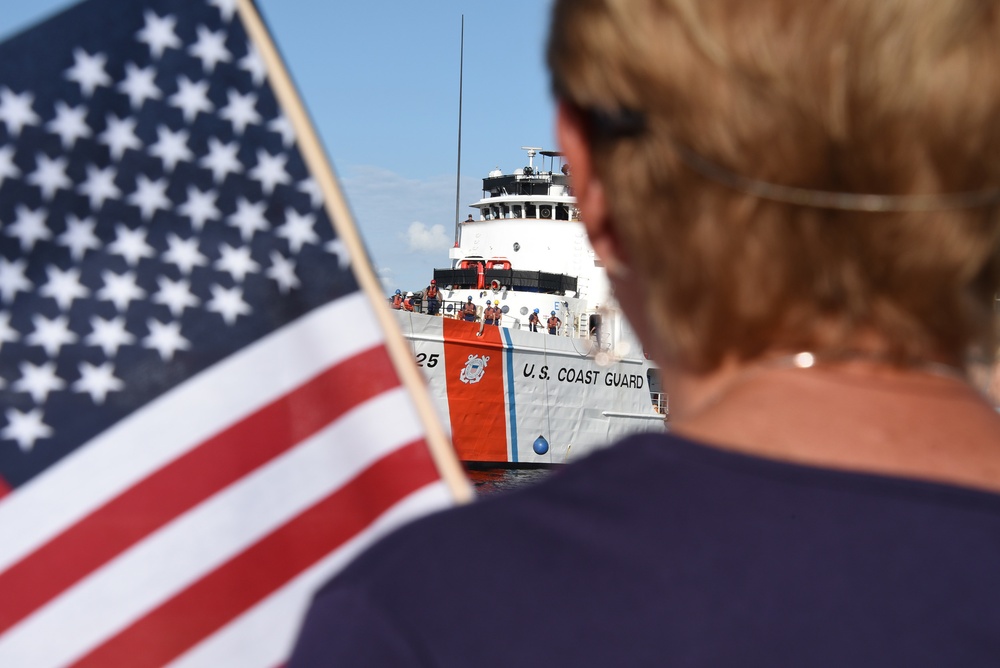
[549,0,1000,372]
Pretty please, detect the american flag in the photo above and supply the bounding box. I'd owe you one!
[0,0,468,665]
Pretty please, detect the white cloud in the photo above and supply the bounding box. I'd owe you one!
[405,221,450,252]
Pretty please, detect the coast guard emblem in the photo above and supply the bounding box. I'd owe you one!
[460,354,490,384]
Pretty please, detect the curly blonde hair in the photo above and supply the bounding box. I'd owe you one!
[549,0,1000,372]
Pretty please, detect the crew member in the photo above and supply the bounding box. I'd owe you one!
[402,292,414,312]
[461,296,477,322]
[483,301,496,326]
[547,311,561,335]
[390,289,403,310]
[425,279,440,315]
[528,308,541,332]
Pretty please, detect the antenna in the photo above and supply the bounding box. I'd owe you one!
[521,146,543,171]
[453,16,465,245]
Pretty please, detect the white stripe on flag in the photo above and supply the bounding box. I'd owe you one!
[166,481,454,668]
[0,387,422,667]
[0,293,382,573]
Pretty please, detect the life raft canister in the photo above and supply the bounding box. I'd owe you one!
[490,279,501,292]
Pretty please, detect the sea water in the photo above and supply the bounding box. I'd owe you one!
[466,467,552,496]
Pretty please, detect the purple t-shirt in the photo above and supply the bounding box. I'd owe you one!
[289,432,1000,666]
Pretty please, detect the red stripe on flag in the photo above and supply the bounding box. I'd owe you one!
[70,439,441,668]
[0,477,10,501]
[442,319,508,462]
[0,345,398,636]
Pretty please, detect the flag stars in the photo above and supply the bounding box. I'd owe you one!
[178,186,220,230]
[13,361,66,404]
[0,145,21,187]
[127,175,170,221]
[153,276,200,316]
[0,312,18,352]
[7,205,52,252]
[279,208,319,253]
[97,270,146,312]
[188,26,232,73]
[143,318,190,361]
[163,234,208,274]
[46,102,92,149]
[250,150,291,196]
[215,244,261,283]
[137,11,182,59]
[58,215,101,262]
[169,76,213,123]
[77,164,121,210]
[207,285,251,325]
[267,252,299,294]
[0,87,40,137]
[40,266,90,311]
[0,258,32,303]
[226,197,268,241]
[210,0,239,22]
[99,115,142,161]
[326,238,351,268]
[2,408,53,452]
[108,224,156,266]
[85,316,135,357]
[27,154,71,200]
[148,125,193,172]
[199,137,242,183]
[118,63,162,110]
[72,362,124,405]
[26,314,78,357]
[240,45,266,86]
[268,115,295,147]
[64,49,112,97]
[220,90,261,134]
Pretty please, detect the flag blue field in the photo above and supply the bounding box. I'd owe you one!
[0,0,465,664]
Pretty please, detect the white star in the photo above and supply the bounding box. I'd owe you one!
[6,205,51,252]
[46,102,91,149]
[207,284,251,325]
[77,164,121,210]
[0,145,21,187]
[326,238,352,268]
[153,276,199,316]
[127,175,170,221]
[0,87,40,137]
[40,266,89,310]
[163,234,208,274]
[27,154,71,200]
[209,0,238,22]
[2,408,53,452]
[188,26,232,73]
[26,314,78,357]
[65,49,112,97]
[0,312,18,352]
[169,76,213,123]
[0,258,32,303]
[99,114,142,161]
[148,125,193,172]
[58,215,101,262]
[239,44,266,86]
[266,252,299,293]
[219,89,261,134]
[117,63,162,109]
[268,114,295,147]
[249,149,291,196]
[300,177,323,208]
[85,316,136,356]
[73,362,124,404]
[226,197,268,241]
[13,361,65,404]
[177,186,220,231]
[143,318,190,361]
[199,137,242,183]
[215,244,261,283]
[97,270,146,312]
[137,11,181,59]
[108,224,156,266]
[278,208,319,253]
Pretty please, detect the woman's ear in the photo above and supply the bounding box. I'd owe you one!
[556,101,626,276]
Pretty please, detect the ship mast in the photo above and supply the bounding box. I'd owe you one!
[453,15,465,245]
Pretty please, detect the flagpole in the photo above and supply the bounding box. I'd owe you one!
[236,0,473,503]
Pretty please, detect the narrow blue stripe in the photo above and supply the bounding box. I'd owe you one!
[502,328,518,463]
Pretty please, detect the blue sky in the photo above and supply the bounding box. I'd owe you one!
[1,0,557,292]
